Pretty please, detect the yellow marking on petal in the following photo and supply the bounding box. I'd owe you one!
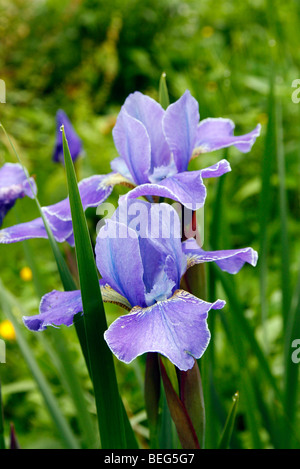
[190,145,210,161]
[0,231,10,242]
[102,173,135,189]
[131,289,195,315]
[186,254,202,269]
[0,320,16,341]
[100,283,132,311]
[20,266,33,282]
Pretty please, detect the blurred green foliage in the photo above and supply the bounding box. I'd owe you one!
[0,0,300,449]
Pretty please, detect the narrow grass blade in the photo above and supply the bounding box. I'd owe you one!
[282,260,300,448]
[276,101,291,323]
[0,279,79,449]
[213,266,282,402]
[61,127,127,449]
[202,154,228,449]
[218,392,239,449]
[258,68,276,347]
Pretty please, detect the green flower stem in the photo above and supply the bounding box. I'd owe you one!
[144,352,161,449]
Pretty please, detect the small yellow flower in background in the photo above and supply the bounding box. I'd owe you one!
[201,26,214,38]
[20,266,33,282]
[0,320,16,341]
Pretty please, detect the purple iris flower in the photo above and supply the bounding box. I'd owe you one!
[53,110,83,163]
[111,90,261,208]
[0,174,115,245]
[0,90,260,246]
[23,201,257,371]
[0,163,37,227]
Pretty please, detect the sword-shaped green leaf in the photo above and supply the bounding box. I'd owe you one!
[61,127,128,449]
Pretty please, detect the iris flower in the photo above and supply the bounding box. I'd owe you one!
[0,89,260,245]
[0,174,115,245]
[23,201,257,371]
[111,90,261,208]
[53,110,83,163]
[0,163,37,227]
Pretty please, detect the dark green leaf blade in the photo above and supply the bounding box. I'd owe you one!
[61,128,129,449]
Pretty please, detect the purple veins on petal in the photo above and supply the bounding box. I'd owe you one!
[43,174,114,221]
[0,173,116,246]
[121,91,171,171]
[0,218,49,244]
[53,110,83,163]
[96,219,147,308]
[104,289,225,371]
[182,238,258,274]
[108,200,183,296]
[162,90,200,173]
[121,159,231,209]
[121,170,207,209]
[23,289,83,332]
[193,118,261,156]
[23,281,132,333]
[111,89,260,197]
[112,108,151,185]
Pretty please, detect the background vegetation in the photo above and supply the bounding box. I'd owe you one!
[0,0,299,449]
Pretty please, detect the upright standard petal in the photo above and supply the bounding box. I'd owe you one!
[122,92,171,170]
[104,289,225,371]
[192,118,261,156]
[163,90,199,173]
[110,157,134,183]
[53,110,82,163]
[182,238,258,274]
[0,163,37,226]
[111,200,183,296]
[96,219,146,307]
[112,108,151,185]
